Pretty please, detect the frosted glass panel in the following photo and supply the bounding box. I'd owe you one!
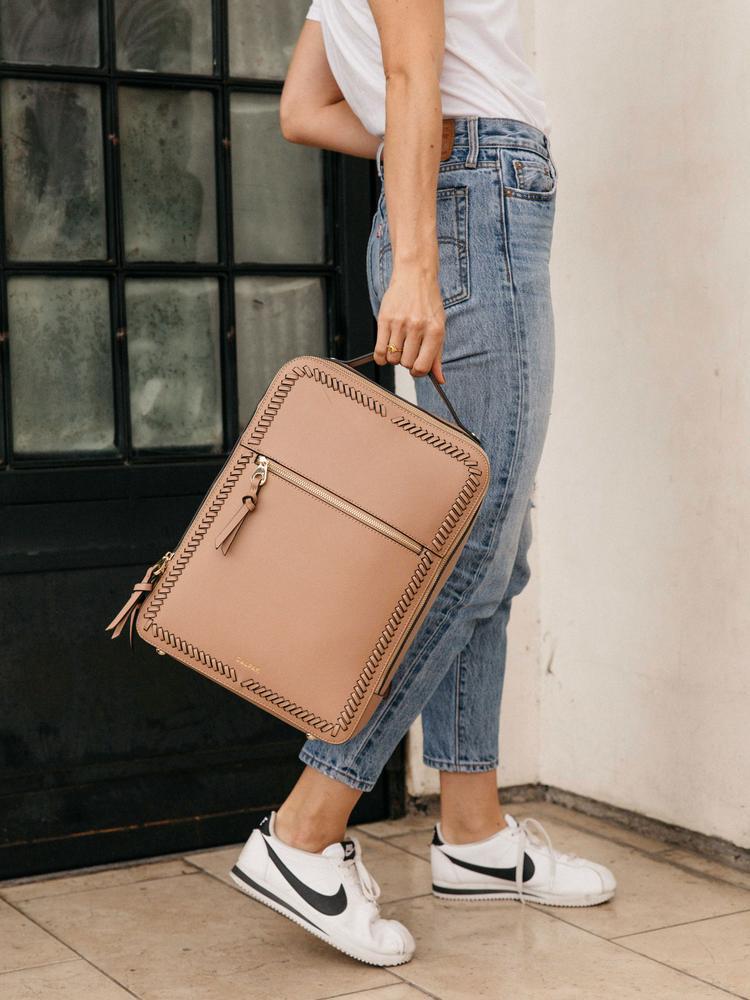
[119,86,217,261]
[228,0,308,79]
[0,0,99,67]
[115,0,213,75]
[235,276,326,424]
[1,79,106,261]
[231,93,324,263]
[126,279,222,452]
[8,277,114,455]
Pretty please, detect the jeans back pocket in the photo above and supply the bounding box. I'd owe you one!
[378,185,470,309]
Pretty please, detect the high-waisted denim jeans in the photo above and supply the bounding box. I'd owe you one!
[299,117,557,791]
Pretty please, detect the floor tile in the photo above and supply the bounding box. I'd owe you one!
[187,834,432,906]
[520,823,750,939]
[0,958,134,999]
[1,859,195,904]
[328,984,434,999]
[386,895,730,999]
[16,868,398,1000]
[616,909,750,998]
[383,832,432,862]
[0,898,74,974]
[661,849,750,893]
[354,814,436,840]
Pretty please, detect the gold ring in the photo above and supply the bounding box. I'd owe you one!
[387,343,400,354]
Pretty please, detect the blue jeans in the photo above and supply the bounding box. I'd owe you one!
[299,117,557,791]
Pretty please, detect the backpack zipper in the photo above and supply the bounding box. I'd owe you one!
[257,454,424,555]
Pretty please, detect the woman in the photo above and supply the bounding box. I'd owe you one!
[230,0,616,966]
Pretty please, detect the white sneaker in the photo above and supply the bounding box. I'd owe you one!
[230,812,415,966]
[431,813,616,907]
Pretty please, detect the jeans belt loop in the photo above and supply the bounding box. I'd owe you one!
[465,116,479,168]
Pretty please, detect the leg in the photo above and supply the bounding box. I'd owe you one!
[440,770,506,843]
[275,767,361,853]
[296,143,555,797]
[421,500,535,842]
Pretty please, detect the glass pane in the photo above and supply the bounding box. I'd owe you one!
[228,0,308,79]
[115,0,213,75]
[231,93,324,263]
[235,276,326,425]
[0,0,99,68]
[1,79,106,262]
[126,278,222,452]
[8,277,114,455]
[119,87,217,262]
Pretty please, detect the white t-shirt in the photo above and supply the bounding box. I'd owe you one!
[305,0,550,138]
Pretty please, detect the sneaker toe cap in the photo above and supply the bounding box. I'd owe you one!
[576,859,616,895]
[377,918,415,959]
[590,860,617,894]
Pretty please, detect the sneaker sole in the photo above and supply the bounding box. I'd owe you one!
[431,883,615,907]
[229,865,413,966]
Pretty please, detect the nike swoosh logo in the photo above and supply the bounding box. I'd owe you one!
[263,837,348,915]
[440,850,536,883]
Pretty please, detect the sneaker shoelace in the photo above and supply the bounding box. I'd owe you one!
[514,816,578,904]
[339,836,381,905]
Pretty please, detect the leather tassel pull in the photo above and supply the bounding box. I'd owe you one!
[105,552,172,648]
[215,492,258,555]
[215,456,268,556]
[105,567,154,647]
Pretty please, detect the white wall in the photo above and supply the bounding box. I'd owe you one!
[533,0,750,847]
[404,0,750,848]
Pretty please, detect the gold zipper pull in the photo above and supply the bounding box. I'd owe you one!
[153,550,174,578]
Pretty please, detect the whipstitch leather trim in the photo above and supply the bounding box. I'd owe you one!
[390,415,484,552]
[245,363,387,449]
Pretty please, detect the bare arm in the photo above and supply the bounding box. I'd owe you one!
[280,21,381,159]
[369,0,445,382]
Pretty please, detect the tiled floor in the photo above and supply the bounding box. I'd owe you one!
[2,802,749,999]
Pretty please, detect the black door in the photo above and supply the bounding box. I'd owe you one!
[0,0,401,879]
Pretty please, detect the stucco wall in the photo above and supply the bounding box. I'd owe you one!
[402,0,750,848]
[532,0,750,846]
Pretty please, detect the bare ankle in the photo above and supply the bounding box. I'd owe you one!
[440,815,507,845]
[274,805,346,854]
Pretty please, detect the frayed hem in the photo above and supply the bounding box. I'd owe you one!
[423,757,499,773]
[298,750,376,793]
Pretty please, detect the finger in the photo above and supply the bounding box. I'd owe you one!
[384,319,406,364]
[410,338,438,378]
[432,355,445,385]
[399,328,422,370]
[373,313,392,365]
[384,326,406,364]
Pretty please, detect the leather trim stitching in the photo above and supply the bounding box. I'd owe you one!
[390,415,484,551]
[245,364,387,449]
